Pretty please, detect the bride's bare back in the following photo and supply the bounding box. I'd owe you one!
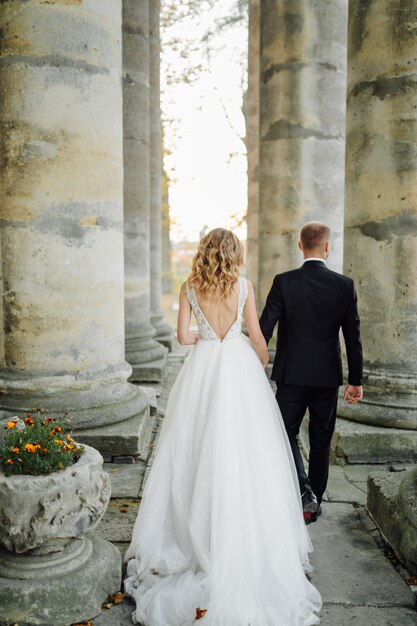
[193,285,239,341]
[177,277,269,367]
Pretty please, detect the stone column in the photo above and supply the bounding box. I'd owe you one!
[149,0,174,350]
[123,0,168,381]
[161,168,173,294]
[258,0,347,302]
[0,0,151,459]
[341,0,417,430]
[246,0,261,306]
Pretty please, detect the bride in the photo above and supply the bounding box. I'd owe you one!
[124,228,322,626]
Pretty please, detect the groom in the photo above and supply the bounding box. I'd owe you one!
[259,222,363,523]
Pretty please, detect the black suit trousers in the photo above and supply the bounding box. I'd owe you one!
[275,383,339,504]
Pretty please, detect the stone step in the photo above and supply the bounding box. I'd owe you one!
[318,605,417,626]
[93,599,135,625]
[331,417,417,465]
[300,416,417,465]
[308,503,415,609]
[74,404,157,460]
[103,463,145,499]
[368,469,417,576]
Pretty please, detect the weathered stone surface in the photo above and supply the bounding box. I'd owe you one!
[308,503,415,608]
[258,0,347,302]
[0,0,152,452]
[343,0,417,430]
[0,535,121,626]
[161,169,173,295]
[103,462,145,499]
[111,541,130,559]
[325,465,367,505]
[123,0,168,382]
[149,0,174,350]
[368,468,417,576]
[0,364,151,432]
[94,498,140,545]
[129,351,169,384]
[319,605,417,626]
[93,598,135,626]
[0,445,109,554]
[0,0,123,370]
[246,0,260,305]
[75,404,156,460]
[331,418,417,464]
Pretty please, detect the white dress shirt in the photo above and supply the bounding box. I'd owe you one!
[303,257,327,264]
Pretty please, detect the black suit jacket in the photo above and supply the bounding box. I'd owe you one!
[259,261,363,387]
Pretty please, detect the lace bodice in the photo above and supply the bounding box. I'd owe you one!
[186,277,248,341]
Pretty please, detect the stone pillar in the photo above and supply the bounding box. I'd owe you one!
[246,0,261,305]
[341,0,417,430]
[0,0,151,459]
[123,0,168,381]
[161,168,173,294]
[258,0,347,302]
[149,0,174,350]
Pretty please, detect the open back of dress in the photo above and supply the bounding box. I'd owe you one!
[191,280,240,341]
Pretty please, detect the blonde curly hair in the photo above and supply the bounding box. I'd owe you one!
[188,228,244,297]
[188,228,244,298]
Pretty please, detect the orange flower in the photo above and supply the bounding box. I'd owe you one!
[43,448,48,453]
[5,459,13,465]
[12,447,20,454]
[6,420,18,429]
[54,426,62,433]
[24,416,35,425]
[34,444,41,451]
[54,439,63,446]
[63,444,71,452]
[66,435,74,442]
[24,443,36,453]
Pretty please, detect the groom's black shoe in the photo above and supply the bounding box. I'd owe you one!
[305,504,322,525]
[302,488,318,524]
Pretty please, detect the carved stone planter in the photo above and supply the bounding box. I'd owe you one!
[0,445,121,626]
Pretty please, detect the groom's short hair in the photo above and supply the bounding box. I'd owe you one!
[300,222,331,250]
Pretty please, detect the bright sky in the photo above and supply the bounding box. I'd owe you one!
[161,2,248,243]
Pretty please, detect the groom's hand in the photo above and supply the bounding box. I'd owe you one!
[343,384,363,404]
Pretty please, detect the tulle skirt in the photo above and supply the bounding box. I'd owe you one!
[124,334,322,625]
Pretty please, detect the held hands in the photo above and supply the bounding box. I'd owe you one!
[343,384,363,404]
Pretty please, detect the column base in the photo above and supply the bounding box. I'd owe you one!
[151,311,175,351]
[129,350,168,383]
[330,417,417,465]
[74,401,157,459]
[339,369,417,430]
[126,324,168,382]
[0,362,152,457]
[0,535,121,626]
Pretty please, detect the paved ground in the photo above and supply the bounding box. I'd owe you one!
[90,349,417,626]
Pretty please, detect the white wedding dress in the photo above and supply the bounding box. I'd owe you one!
[124,278,322,626]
